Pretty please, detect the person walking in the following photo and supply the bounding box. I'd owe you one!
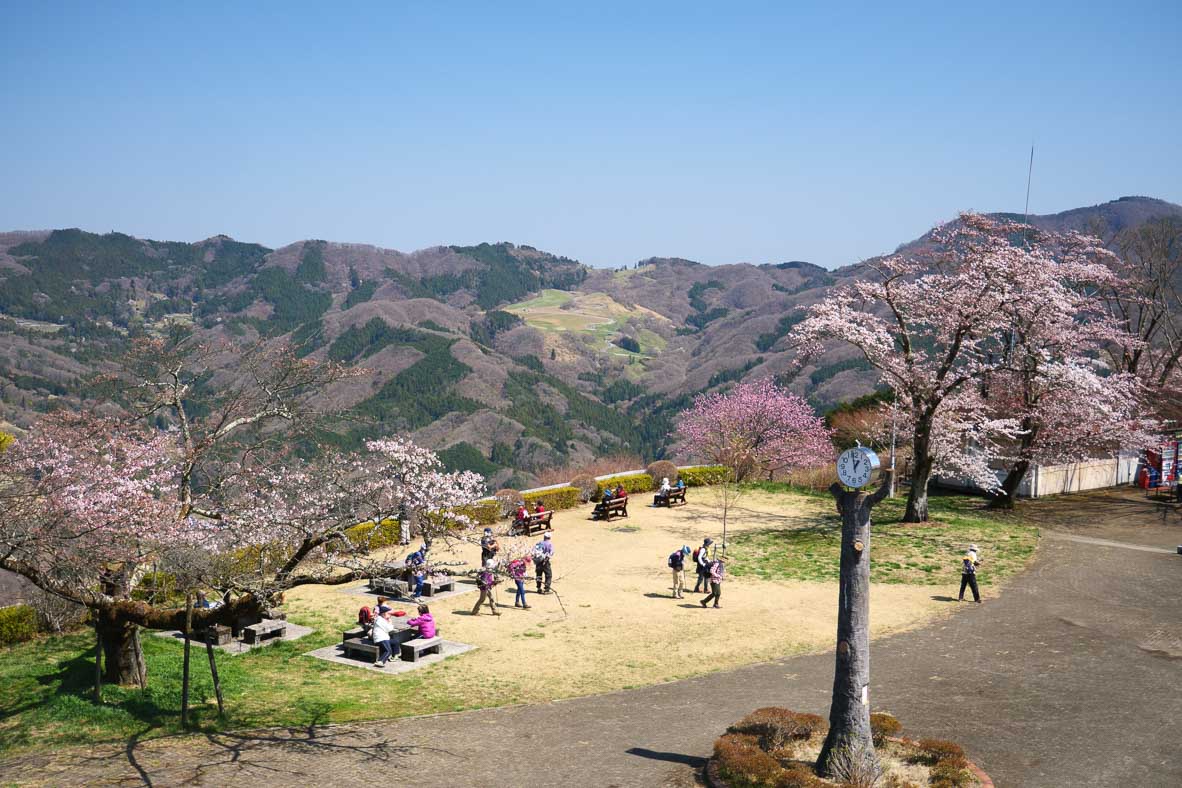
[701,555,726,608]
[693,538,713,593]
[533,533,554,594]
[508,555,531,608]
[371,609,395,666]
[480,528,500,565]
[668,545,690,598]
[472,559,501,615]
[959,546,982,603]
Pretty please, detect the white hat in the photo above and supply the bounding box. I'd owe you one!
[484,559,495,568]
[543,532,552,540]
[969,544,978,551]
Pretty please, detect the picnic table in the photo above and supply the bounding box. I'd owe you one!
[512,511,553,536]
[341,620,442,664]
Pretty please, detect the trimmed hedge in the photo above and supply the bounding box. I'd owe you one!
[522,486,581,511]
[0,605,38,647]
[594,473,654,500]
[457,499,501,526]
[678,465,730,486]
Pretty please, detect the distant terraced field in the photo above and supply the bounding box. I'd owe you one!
[504,289,669,357]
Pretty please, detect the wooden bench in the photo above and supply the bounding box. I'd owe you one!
[242,620,286,645]
[399,636,443,662]
[342,638,380,663]
[513,511,553,536]
[422,577,455,596]
[655,488,687,507]
[594,498,629,520]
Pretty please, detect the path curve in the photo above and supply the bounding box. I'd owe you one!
[3,492,1180,787]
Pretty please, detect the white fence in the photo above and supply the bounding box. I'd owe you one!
[934,453,1140,499]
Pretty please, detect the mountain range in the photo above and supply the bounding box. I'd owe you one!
[2,196,1180,488]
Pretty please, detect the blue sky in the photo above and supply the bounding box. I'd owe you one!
[2,1,1179,268]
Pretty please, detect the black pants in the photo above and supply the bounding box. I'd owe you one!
[694,568,707,592]
[535,560,552,592]
[959,573,980,602]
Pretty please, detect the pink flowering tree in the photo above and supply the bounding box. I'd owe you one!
[791,212,1128,521]
[677,379,833,546]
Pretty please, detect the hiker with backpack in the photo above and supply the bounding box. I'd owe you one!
[508,554,531,608]
[668,545,691,598]
[701,555,727,609]
[533,532,554,594]
[471,559,501,616]
[480,528,500,565]
[693,538,713,593]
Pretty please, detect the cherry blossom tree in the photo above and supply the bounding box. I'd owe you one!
[791,212,1126,521]
[676,379,833,546]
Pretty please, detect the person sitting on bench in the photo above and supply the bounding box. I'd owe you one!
[534,501,547,515]
[514,503,529,531]
[371,609,395,667]
[406,603,435,639]
[593,487,615,518]
[653,476,672,505]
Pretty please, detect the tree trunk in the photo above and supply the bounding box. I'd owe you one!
[182,593,192,728]
[816,475,890,778]
[988,459,1031,510]
[96,615,147,687]
[93,623,103,702]
[903,423,933,523]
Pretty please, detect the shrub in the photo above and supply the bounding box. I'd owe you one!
[870,712,902,747]
[678,465,730,486]
[593,473,654,500]
[493,488,522,517]
[729,708,826,750]
[881,775,921,788]
[825,739,883,788]
[456,499,501,526]
[714,733,783,787]
[775,766,826,788]
[0,604,38,646]
[912,739,965,767]
[788,465,839,491]
[928,760,972,788]
[334,518,403,553]
[26,587,85,633]
[522,486,580,511]
[570,475,598,503]
[645,460,679,484]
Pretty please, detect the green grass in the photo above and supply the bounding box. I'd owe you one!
[0,608,506,757]
[726,484,1038,586]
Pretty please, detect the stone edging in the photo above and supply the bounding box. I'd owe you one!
[702,748,994,788]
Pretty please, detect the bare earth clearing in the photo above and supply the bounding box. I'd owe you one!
[289,491,959,707]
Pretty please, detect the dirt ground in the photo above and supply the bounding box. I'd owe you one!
[287,490,964,705]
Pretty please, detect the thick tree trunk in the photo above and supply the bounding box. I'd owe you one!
[988,460,1030,510]
[816,475,890,778]
[96,615,147,687]
[903,422,933,523]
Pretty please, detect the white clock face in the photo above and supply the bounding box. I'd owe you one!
[837,448,873,488]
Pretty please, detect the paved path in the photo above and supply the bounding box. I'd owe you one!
[2,491,1180,787]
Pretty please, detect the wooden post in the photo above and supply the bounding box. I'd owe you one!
[181,591,192,728]
[816,472,891,779]
[205,633,225,717]
[93,621,103,703]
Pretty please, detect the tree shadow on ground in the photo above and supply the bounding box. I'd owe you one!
[930,595,958,602]
[625,746,706,767]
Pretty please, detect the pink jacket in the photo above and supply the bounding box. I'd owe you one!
[406,613,435,639]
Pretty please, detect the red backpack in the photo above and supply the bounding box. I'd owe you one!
[358,606,373,626]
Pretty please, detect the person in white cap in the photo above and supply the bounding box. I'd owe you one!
[959,545,982,603]
[533,533,554,594]
[471,558,501,616]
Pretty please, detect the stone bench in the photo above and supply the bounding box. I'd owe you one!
[242,620,286,645]
[202,624,232,646]
[342,638,380,663]
[399,636,443,662]
[342,626,367,642]
[423,577,455,596]
[370,577,409,596]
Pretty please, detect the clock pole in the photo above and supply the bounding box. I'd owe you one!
[816,468,892,778]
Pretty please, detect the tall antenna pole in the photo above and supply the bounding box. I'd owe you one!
[1023,144,1034,224]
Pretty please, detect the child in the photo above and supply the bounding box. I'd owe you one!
[406,604,436,639]
[371,609,395,667]
[959,546,982,603]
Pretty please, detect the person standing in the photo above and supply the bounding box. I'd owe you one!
[472,559,501,616]
[508,555,531,608]
[371,609,395,666]
[480,528,500,565]
[533,533,554,594]
[701,555,726,608]
[959,547,982,603]
[694,538,713,593]
[668,545,690,598]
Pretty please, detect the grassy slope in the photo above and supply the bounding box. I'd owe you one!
[727,484,1038,586]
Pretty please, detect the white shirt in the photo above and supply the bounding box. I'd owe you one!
[371,616,393,643]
